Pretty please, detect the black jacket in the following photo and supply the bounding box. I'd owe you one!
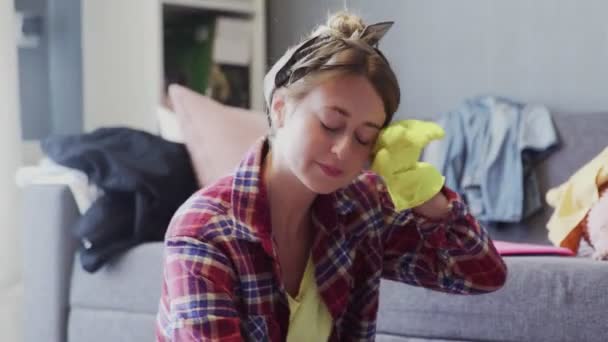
[42,127,198,272]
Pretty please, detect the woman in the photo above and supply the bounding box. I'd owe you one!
[156,12,507,341]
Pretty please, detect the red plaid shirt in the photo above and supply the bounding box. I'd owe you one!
[156,138,507,341]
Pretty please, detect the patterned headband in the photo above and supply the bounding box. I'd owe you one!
[263,21,394,110]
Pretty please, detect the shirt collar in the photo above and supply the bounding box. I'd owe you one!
[231,137,273,253]
[333,189,357,216]
[230,137,358,251]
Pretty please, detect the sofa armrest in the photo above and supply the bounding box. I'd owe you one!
[22,184,80,342]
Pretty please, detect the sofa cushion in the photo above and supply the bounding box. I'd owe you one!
[168,84,269,187]
[376,337,468,342]
[68,308,156,342]
[69,242,164,314]
[377,256,608,342]
[156,105,184,143]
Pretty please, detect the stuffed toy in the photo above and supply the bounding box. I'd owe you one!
[546,147,608,255]
[587,185,608,260]
[371,119,445,211]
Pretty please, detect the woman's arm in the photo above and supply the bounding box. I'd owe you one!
[411,191,451,220]
[378,180,507,294]
[156,236,243,341]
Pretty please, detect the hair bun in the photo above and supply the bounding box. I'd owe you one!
[326,11,365,38]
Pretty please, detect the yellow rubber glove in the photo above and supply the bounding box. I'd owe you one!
[371,119,446,211]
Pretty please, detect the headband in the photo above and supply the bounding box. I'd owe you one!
[263,21,394,110]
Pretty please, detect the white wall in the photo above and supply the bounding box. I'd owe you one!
[81,0,160,133]
[269,0,608,119]
[0,1,24,341]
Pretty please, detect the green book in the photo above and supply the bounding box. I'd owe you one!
[164,14,215,95]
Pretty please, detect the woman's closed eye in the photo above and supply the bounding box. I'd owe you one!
[319,109,345,132]
[355,135,373,146]
[320,120,377,146]
[355,128,378,146]
[320,120,342,132]
[355,133,376,146]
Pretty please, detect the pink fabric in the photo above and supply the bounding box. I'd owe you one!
[494,240,575,256]
[168,84,269,186]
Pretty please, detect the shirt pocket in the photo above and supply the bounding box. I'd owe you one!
[243,314,270,342]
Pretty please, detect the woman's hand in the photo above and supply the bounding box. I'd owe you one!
[371,119,446,211]
[412,191,451,220]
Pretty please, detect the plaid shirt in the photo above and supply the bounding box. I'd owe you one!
[156,139,507,341]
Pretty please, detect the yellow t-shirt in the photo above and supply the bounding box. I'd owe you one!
[286,256,333,342]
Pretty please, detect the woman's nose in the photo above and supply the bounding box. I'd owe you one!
[331,135,352,160]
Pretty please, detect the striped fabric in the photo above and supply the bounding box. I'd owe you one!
[156,138,507,341]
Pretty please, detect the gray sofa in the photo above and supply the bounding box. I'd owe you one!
[22,112,608,342]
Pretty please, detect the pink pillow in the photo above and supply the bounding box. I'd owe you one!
[168,84,269,186]
[493,240,575,256]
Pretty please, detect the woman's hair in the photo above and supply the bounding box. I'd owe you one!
[265,11,401,130]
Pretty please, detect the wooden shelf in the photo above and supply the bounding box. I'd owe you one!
[82,0,266,133]
[161,0,255,15]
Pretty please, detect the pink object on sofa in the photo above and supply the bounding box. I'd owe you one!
[168,84,269,186]
[493,240,575,256]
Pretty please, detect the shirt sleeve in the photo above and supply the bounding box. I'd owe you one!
[156,235,244,341]
[377,179,508,294]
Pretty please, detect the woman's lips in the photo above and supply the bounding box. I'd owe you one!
[317,162,344,177]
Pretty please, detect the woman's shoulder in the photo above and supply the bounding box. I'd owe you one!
[165,175,236,240]
[345,170,388,199]
[335,170,389,214]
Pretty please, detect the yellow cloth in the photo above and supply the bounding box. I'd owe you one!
[546,147,608,246]
[371,119,446,211]
[286,256,333,342]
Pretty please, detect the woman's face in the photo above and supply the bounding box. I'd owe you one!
[272,73,386,194]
